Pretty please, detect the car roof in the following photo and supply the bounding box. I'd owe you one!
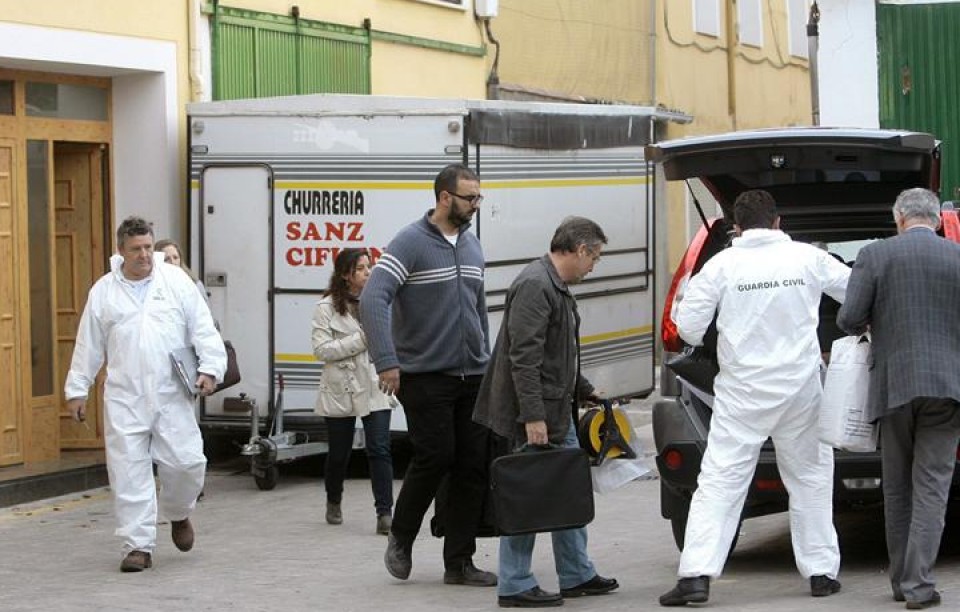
[646,127,940,242]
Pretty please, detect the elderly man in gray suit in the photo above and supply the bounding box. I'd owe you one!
[837,187,960,610]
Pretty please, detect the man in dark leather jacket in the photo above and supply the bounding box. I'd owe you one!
[474,216,619,608]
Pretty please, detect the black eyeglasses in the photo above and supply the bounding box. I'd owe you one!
[446,191,484,205]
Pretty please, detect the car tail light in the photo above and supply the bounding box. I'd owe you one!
[662,223,713,352]
[663,448,684,471]
[754,478,785,491]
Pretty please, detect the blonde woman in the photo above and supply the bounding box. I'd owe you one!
[312,248,394,534]
[154,239,209,303]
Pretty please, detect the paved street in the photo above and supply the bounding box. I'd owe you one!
[3,404,960,612]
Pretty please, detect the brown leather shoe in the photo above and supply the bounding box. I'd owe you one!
[120,551,153,572]
[172,518,195,552]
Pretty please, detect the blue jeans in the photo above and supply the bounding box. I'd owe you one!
[325,409,394,517]
[498,419,597,596]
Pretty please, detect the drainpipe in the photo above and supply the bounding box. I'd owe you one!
[292,5,302,94]
[807,1,821,126]
[483,19,500,100]
[188,0,206,102]
[648,0,657,105]
[724,0,737,129]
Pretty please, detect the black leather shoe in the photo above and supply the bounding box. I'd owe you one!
[444,561,498,586]
[325,502,342,525]
[498,587,563,608]
[384,533,411,580]
[906,591,942,609]
[560,574,619,597]
[659,576,709,607]
[810,575,841,597]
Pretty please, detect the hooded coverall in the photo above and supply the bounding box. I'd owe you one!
[65,253,225,555]
[675,229,850,580]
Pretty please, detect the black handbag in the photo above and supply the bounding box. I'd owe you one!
[490,446,594,535]
[666,346,719,394]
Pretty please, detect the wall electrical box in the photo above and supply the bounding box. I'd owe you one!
[474,0,499,19]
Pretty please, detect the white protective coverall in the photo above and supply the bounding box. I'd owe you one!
[675,228,850,580]
[64,253,226,555]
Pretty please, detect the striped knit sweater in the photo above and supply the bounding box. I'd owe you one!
[359,211,490,376]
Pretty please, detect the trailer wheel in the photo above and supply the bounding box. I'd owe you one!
[254,465,279,491]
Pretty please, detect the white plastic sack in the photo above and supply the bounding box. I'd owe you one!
[591,441,653,494]
[818,334,878,452]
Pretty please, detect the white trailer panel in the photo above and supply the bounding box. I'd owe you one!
[188,94,661,440]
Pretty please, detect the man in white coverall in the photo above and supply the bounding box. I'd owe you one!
[64,216,226,573]
[659,190,850,606]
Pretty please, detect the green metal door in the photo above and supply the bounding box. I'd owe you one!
[212,6,371,100]
[878,2,960,200]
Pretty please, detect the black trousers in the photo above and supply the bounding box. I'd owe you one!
[393,372,488,569]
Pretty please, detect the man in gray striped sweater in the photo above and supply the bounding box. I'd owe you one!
[360,163,496,587]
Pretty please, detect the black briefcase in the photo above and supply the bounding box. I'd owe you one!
[490,446,594,535]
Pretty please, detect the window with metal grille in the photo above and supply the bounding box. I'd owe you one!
[212,6,371,100]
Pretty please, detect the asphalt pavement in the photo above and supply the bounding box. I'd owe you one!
[2,399,960,611]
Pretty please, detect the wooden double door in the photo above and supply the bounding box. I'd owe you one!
[0,140,109,466]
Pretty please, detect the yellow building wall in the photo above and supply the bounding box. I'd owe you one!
[216,0,489,98]
[493,0,654,103]
[371,43,487,98]
[655,0,812,269]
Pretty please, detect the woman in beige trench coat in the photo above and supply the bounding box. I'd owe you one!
[312,248,394,534]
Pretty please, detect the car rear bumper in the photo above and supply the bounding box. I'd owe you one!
[653,394,960,519]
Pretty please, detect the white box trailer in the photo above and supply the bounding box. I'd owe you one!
[187,94,676,449]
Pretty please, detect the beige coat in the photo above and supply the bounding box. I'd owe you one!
[311,296,392,418]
